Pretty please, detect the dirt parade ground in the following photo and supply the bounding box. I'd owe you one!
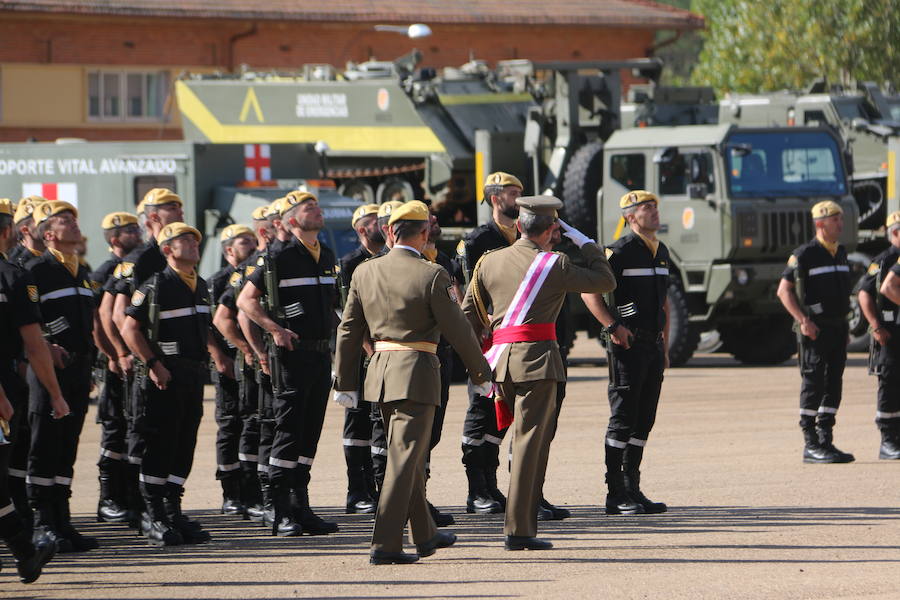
[1,339,898,599]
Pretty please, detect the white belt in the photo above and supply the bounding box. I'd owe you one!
[40,287,93,302]
[159,305,210,319]
[279,276,336,288]
[808,265,850,276]
[622,267,669,277]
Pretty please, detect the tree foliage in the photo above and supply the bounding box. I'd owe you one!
[690,0,900,93]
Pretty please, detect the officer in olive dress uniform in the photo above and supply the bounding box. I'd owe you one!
[867,212,900,458]
[334,201,492,564]
[0,198,65,582]
[90,212,142,524]
[777,200,854,463]
[462,196,615,551]
[582,191,672,516]
[121,223,215,547]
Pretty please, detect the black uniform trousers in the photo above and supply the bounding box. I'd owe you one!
[212,370,242,482]
[237,364,260,475]
[7,365,31,517]
[798,320,848,431]
[0,368,28,518]
[137,360,204,503]
[97,369,128,470]
[427,345,453,468]
[873,326,900,431]
[256,372,275,480]
[26,355,91,503]
[268,347,330,492]
[605,336,665,471]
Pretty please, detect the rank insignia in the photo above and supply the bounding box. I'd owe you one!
[131,290,145,307]
[456,240,466,257]
[27,285,38,303]
[868,263,879,276]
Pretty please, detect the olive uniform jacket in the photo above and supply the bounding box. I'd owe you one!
[461,238,615,383]
[334,246,491,405]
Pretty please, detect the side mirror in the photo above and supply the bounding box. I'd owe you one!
[653,146,678,164]
[687,183,708,199]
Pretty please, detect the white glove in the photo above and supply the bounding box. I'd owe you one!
[469,379,493,397]
[333,390,359,409]
[557,218,595,248]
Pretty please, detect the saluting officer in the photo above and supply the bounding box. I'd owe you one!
[582,191,671,516]
[777,200,854,464]
[25,201,116,552]
[456,172,522,515]
[208,224,257,515]
[336,203,382,515]
[462,196,614,550]
[334,201,492,564]
[0,198,65,583]
[121,223,213,547]
[238,191,339,537]
[90,212,142,524]
[868,212,900,458]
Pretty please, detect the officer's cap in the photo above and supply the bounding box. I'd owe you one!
[484,172,524,191]
[14,196,45,224]
[142,188,182,208]
[377,200,406,220]
[101,212,139,230]
[619,190,659,210]
[516,195,562,218]
[277,191,317,217]
[388,200,430,226]
[219,224,256,243]
[811,200,842,220]
[34,201,78,226]
[251,205,271,221]
[157,222,201,245]
[886,210,900,231]
[0,198,13,218]
[351,204,379,227]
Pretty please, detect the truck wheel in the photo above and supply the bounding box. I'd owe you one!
[376,178,414,204]
[338,179,375,204]
[719,316,797,365]
[562,141,604,236]
[667,280,699,367]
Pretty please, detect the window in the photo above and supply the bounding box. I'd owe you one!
[658,151,715,196]
[88,71,168,121]
[610,154,645,190]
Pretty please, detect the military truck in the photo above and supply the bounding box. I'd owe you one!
[0,141,362,276]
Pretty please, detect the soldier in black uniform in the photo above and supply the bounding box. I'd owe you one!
[121,223,216,547]
[777,200,854,464]
[9,197,46,268]
[208,224,257,515]
[336,203,382,514]
[0,198,63,582]
[864,211,900,458]
[238,191,339,537]
[25,201,117,551]
[582,190,670,516]
[90,212,142,524]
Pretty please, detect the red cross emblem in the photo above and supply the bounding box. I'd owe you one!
[244,144,271,181]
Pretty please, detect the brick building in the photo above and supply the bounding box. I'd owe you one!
[0,1,702,142]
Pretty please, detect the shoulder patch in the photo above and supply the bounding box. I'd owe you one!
[787,255,798,268]
[121,262,134,278]
[605,247,613,259]
[868,262,880,276]
[112,263,122,278]
[257,256,265,267]
[27,285,39,303]
[456,239,466,257]
[447,285,459,303]
[244,265,257,277]
[131,290,145,307]
[229,271,243,287]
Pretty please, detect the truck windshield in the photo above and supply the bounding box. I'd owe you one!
[726,131,847,198]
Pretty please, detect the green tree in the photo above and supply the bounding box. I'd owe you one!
[691,0,900,93]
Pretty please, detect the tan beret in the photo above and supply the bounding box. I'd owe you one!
[278,191,317,217]
[219,224,256,243]
[34,200,78,226]
[351,204,380,226]
[251,205,271,221]
[0,198,13,217]
[157,222,201,245]
[886,210,900,230]
[388,200,429,226]
[377,200,406,220]
[811,200,842,220]
[484,172,524,190]
[516,195,562,217]
[14,196,45,224]
[619,190,659,210]
[101,212,139,230]
[142,188,182,208]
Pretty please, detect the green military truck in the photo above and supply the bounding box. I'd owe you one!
[0,141,362,277]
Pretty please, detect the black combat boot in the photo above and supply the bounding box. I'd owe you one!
[539,498,571,520]
[55,489,99,551]
[344,446,376,514]
[4,525,57,583]
[623,470,667,514]
[124,463,145,529]
[220,474,243,516]
[293,466,338,535]
[465,467,502,514]
[605,471,644,515]
[878,428,900,460]
[97,466,129,523]
[270,484,302,537]
[258,472,275,526]
[816,427,855,463]
[241,468,265,521]
[144,496,183,547]
[31,495,68,553]
[801,427,841,463]
[484,466,507,511]
[165,487,210,544]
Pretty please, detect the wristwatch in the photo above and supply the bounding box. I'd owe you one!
[605,320,623,336]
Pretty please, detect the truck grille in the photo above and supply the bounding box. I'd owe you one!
[760,210,814,253]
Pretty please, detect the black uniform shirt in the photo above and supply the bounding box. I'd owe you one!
[782,238,851,318]
[856,246,900,327]
[208,263,237,354]
[339,245,374,291]
[90,254,122,301]
[113,239,165,297]
[217,250,263,310]
[125,266,211,362]
[0,256,42,363]
[26,251,96,354]
[607,232,670,334]
[460,219,515,280]
[247,237,337,341]
[8,245,42,269]
[892,256,900,277]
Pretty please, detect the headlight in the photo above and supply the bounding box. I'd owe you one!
[735,268,751,286]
